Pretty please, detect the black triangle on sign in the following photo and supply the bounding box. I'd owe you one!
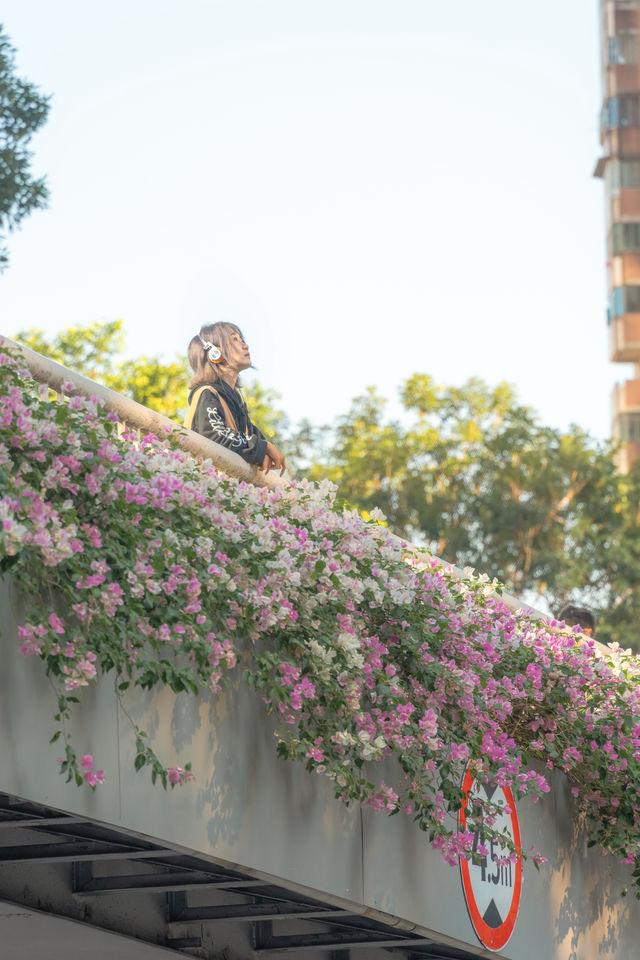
[482,898,503,929]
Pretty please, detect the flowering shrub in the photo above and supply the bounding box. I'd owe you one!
[2,349,640,891]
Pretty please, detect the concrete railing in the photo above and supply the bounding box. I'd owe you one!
[0,335,286,491]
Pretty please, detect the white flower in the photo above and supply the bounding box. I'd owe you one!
[334,731,355,747]
[337,632,360,654]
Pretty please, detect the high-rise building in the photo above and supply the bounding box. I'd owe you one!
[595,0,640,470]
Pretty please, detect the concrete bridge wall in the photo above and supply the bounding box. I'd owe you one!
[1,576,638,959]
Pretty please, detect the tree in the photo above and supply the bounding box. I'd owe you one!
[16,320,125,382]
[304,374,639,648]
[0,26,50,269]
[16,321,192,421]
[594,463,640,647]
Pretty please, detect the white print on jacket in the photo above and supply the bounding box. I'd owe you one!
[206,405,252,450]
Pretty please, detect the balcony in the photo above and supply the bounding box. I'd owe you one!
[616,437,640,472]
[602,124,640,153]
[610,314,640,361]
[614,375,640,409]
[610,187,640,219]
[611,251,640,285]
[606,63,640,95]
[612,381,640,470]
[616,9,640,30]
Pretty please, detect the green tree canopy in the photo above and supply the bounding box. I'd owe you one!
[15,320,192,422]
[0,26,50,269]
[304,374,640,649]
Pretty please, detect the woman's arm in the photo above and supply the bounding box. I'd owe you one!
[259,441,286,476]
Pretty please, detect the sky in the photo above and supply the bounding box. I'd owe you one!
[0,0,620,438]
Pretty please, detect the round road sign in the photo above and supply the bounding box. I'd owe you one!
[458,765,522,951]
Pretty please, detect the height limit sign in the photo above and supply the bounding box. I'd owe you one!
[458,763,522,951]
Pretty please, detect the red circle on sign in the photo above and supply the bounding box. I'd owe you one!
[459,765,522,951]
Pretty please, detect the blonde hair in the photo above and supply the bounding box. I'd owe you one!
[187,322,246,388]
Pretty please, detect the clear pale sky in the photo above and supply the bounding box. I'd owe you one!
[0,1,619,438]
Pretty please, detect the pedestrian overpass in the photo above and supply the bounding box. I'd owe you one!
[0,339,638,960]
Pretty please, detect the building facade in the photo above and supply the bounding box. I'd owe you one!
[596,0,640,470]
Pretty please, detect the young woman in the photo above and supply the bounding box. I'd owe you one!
[185,322,286,476]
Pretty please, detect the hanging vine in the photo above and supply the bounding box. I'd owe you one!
[2,348,640,891]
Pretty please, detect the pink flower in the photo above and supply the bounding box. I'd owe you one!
[305,742,325,763]
[166,765,195,786]
[48,613,65,635]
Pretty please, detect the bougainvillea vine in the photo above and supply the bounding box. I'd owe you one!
[2,348,640,891]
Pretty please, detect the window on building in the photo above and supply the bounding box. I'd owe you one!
[601,97,640,131]
[611,287,625,317]
[612,222,640,252]
[606,159,621,198]
[620,95,640,125]
[607,35,640,65]
[618,413,640,442]
[602,98,620,130]
[621,159,640,187]
[626,286,640,312]
[610,286,640,316]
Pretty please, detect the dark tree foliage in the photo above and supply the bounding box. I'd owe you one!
[0,25,50,269]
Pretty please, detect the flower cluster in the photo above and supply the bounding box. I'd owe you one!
[78,753,106,787]
[2,348,640,890]
[56,748,105,790]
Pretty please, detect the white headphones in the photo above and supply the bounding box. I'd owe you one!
[199,335,223,364]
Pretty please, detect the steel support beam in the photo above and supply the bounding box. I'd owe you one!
[0,816,85,829]
[0,841,177,863]
[253,932,439,953]
[168,901,354,924]
[0,792,483,960]
[75,871,268,895]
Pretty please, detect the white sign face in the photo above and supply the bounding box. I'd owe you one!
[459,767,522,952]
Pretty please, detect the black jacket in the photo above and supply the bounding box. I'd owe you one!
[187,380,268,466]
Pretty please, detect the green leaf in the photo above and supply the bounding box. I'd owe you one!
[0,554,19,573]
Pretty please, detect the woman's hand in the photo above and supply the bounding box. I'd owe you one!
[260,442,286,476]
